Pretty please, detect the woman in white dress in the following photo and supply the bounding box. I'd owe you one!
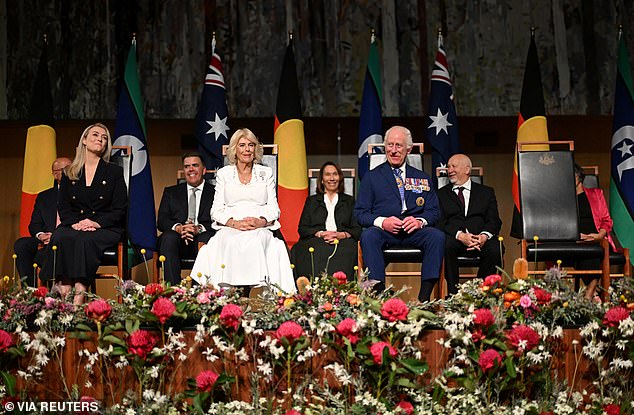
[191,128,296,294]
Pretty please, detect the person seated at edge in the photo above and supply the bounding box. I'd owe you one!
[573,163,619,299]
[354,125,445,302]
[39,123,127,305]
[157,152,215,285]
[437,154,503,296]
[14,157,71,287]
[191,128,296,294]
[291,161,361,279]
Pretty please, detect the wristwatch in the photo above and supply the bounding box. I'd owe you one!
[197,224,203,233]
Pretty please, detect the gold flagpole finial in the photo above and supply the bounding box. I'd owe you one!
[288,30,294,41]
[43,33,48,44]
[370,28,375,43]
[437,27,443,48]
[618,24,623,39]
[530,26,536,38]
[212,31,216,42]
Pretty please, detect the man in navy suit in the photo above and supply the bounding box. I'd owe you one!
[14,157,71,287]
[157,152,215,285]
[437,154,502,295]
[354,126,445,302]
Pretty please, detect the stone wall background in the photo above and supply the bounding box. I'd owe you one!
[1,0,633,120]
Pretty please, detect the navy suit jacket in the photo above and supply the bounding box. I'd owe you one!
[157,181,215,233]
[437,181,502,237]
[28,186,58,236]
[354,162,440,228]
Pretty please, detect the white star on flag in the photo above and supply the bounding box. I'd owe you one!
[206,113,230,141]
[428,108,453,135]
[617,140,633,158]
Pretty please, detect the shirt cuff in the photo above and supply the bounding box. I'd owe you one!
[416,218,427,227]
[373,217,386,229]
[171,223,182,231]
[480,231,493,239]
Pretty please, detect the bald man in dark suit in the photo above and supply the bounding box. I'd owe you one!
[437,154,503,296]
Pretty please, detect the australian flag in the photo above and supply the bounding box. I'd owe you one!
[426,36,460,187]
[194,37,230,171]
[610,33,634,251]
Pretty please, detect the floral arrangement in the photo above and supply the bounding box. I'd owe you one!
[0,263,632,415]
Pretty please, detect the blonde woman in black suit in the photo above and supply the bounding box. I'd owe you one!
[41,123,127,304]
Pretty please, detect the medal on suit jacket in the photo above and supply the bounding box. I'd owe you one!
[405,178,429,193]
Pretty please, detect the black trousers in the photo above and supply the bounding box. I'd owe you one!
[13,237,47,287]
[157,230,214,285]
[444,236,503,295]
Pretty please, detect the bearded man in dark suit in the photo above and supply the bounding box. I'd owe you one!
[14,157,72,287]
[437,154,503,296]
[157,152,215,285]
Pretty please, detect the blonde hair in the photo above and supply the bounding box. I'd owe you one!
[66,123,112,180]
[225,128,263,165]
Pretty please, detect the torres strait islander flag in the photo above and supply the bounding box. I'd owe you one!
[20,40,57,237]
[274,36,307,247]
[510,32,550,238]
[610,31,634,251]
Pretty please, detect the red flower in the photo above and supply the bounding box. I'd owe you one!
[482,274,502,287]
[336,318,360,344]
[603,404,621,415]
[196,370,219,392]
[507,325,540,352]
[333,271,347,285]
[473,308,495,327]
[478,348,502,373]
[471,329,486,343]
[219,304,243,330]
[33,286,48,298]
[370,341,397,365]
[532,286,552,304]
[276,321,304,342]
[84,299,112,323]
[283,411,302,415]
[603,307,631,327]
[380,298,409,322]
[144,283,164,296]
[127,330,158,359]
[151,297,176,325]
[396,400,414,414]
[0,329,14,352]
[539,412,554,415]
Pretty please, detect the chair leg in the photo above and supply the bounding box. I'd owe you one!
[437,259,446,300]
[357,242,364,283]
[600,239,610,301]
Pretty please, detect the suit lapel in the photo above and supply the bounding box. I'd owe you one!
[198,183,213,221]
[380,163,401,201]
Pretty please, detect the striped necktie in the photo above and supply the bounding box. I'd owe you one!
[393,168,405,209]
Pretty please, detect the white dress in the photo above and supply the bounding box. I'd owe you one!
[191,164,296,293]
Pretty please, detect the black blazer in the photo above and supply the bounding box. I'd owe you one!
[28,186,58,236]
[58,159,128,234]
[437,181,502,237]
[298,193,362,240]
[157,181,215,233]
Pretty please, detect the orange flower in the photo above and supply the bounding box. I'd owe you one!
[323,302,333,311]
[504,291,521,302]
[346,294,361,306]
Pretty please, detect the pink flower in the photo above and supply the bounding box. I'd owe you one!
[283,411,302,415]
[78,396,98,415]
[336,318,360,344]
[482,274,502,287]
[144,283,164,296]
[127,330,158,359]
[333,271,347,285]
[196,291,211,304]
[380,298,409,322]
[219,304,243,330]
[532,286,552,304]
[151,297,176,325]
[196,370,219,392]
[603,307,630,327]
[276,321,304,342]
[478,348,502,373]
[44,297,57,309]
[370,341,397,365]
[603,404,621,415]
[519,295,533,309]
[473,308,495,327]
[0,329,14,352]
[84,299,112,323]
[33,286,48,298]
[396,400,414,414]
[507,324,540,352]
[471,329,486,343]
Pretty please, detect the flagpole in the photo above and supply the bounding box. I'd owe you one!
[618,24,622,40]
[337,122,341,166]
[437,27,442,48]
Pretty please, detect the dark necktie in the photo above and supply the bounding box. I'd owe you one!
[393,168,405,209]
[456,186,465,209]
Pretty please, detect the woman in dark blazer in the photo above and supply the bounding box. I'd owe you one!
[291,161,361,279]
[41,123,127,304]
